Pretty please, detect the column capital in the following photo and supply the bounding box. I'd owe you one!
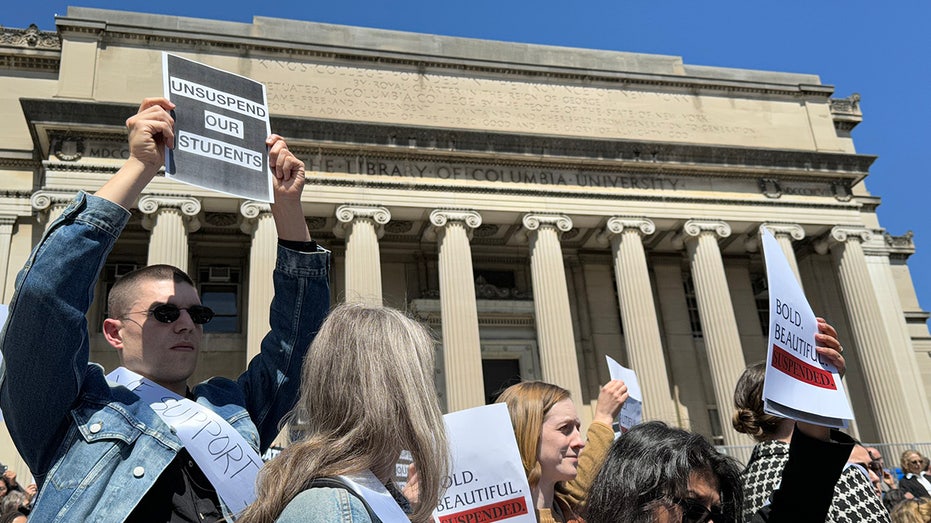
[761,223,806,241]
[139,195,202,232]
[30,190,74,212]
[746,223,805,252]
[0,216,16,229]
[522,213,572,232]
[814,225,873,254]
[139,195,202,217]
[334,204,391,239]
[430,209,482,229]
[425,209,482,241]
[683,219,731,238]
[239,200,272,235]
[671,219,730,249]
[597,217,655,246]
[336,204,391,225]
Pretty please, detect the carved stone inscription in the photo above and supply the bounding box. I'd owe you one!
[310,155,682,191]
[308,155,842,199]
[255,60,816,149]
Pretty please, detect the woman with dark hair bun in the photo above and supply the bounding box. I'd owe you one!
[585,318,859,523]
[733,320,888,522]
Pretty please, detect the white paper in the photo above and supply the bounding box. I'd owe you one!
[163,53,274,202]
[433,404,535,523]
[760,227,853,428]
[605,356,642,430]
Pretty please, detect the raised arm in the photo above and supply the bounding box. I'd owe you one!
[0,99,172,480]
[267,134,311,242]
[234,135,331,450]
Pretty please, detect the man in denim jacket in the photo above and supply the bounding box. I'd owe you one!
[0,98,330,521]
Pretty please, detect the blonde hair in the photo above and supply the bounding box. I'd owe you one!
[238,303,449,523]
[891,498,931,523]
[495,381,571,489]
[902,450,925,473]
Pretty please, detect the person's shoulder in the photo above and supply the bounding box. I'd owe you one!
[276,487,373,523]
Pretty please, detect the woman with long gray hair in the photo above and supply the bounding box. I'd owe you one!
[238,303,449,523]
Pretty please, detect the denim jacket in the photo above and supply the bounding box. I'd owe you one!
[0,192,331,522]
[277,488,378,523]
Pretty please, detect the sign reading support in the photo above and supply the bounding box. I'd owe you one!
[760,227,853,428]
[163,53,274,202]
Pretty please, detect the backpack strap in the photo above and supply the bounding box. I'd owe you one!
[308,477,382,522]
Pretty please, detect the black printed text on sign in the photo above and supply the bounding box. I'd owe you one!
[163,53,273,202]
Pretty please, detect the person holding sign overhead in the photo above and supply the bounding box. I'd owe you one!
[733,325,889,523]
[237,303,449,523]
[584,418,858,523]
[495,379,628,523]
[0,98,330,522]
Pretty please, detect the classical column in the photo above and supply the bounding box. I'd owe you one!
[31,190,74,231]
[601,217,678,424]
[241,201,276,363]
[427,209,484,411]
[140,195,201,272]
[865,248,931,440]
[333,205,390,306]
[677,220,746,446]
[521,213,584,410]
[0,217,15,301]
[816,226,918,443]
[761,223,806,286]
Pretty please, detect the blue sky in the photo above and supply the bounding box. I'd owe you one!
[5,1,930,323]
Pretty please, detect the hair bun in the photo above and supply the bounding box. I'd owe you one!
[731,408,763,438]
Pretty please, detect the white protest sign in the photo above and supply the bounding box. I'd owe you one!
[163,53,274,202]
[760,227,853,428]
[605,356,642,431]
[434,404,534,523]
[107,367,263,513]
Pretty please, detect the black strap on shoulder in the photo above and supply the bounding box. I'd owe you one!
[307,477,382,522]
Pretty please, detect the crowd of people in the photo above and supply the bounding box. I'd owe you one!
[0,96,928,522]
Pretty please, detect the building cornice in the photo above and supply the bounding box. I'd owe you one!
[22,99,875,185]
[0,24,61,73]
[56,8,830,98]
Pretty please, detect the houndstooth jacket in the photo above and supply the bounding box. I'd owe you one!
[742,440,889,522]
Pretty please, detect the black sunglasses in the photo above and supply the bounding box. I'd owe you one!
[674,497,726,523]
[126,304,215,325]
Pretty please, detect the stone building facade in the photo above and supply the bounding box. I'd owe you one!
[1,7,930,475]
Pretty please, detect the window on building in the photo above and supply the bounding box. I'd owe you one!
[683,273,704,339]
[752,274,769,336]
[473,269,516,289]
[482,358,522,404]
[197,266,241,333]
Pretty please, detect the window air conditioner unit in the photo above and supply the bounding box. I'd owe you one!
[208,267,231,282]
